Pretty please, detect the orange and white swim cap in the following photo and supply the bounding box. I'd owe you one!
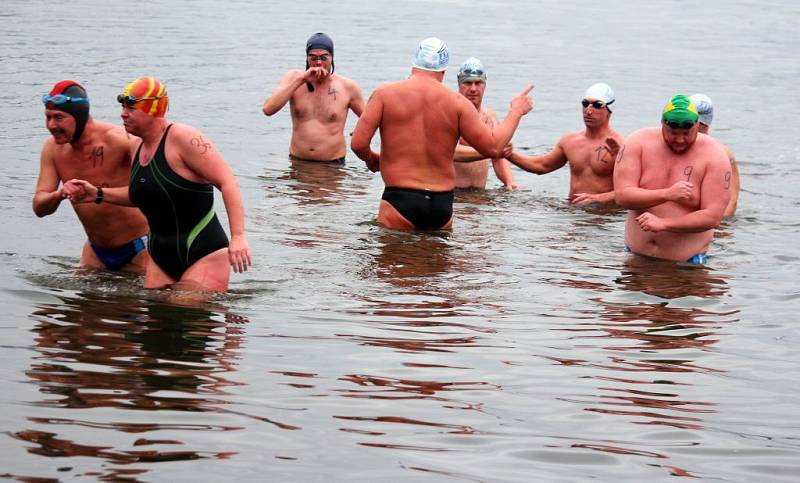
[121,76,168,117]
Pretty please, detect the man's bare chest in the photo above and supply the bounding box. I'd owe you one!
[55,144,126,181]
[292,85,349,122]
[564,142,614,176]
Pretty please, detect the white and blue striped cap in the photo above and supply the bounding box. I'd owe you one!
[690,94,714,125]
[412,37,449,72]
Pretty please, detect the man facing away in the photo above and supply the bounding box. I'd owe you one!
[614,94,731,263]
[507,83,624,205]
[453,57,519,190]
[351,37,533,230]
[262,32,365,163]
[690,93,740,217]
[33,80,150,272]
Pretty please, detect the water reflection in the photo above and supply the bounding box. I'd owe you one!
[13,293,249,479]
[550,257,738,471]
[280,158,348,206]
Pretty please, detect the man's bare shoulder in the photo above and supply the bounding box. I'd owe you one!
[334,73,361,89]
[696,133,729,166]
[558,131,584,146]
[625,127,659,145]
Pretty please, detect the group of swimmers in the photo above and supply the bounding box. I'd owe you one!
[34,33,740,293]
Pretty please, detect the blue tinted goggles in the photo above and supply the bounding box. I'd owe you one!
[42,94,89,106]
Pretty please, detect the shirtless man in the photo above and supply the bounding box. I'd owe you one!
[33,80,149,273]
[690,94,740,217]
[262,32,365,162]
[351,37,533,230]
[453,57,519,190]
[614,94,731,263]
[63,77,251,292]
[507,83,624,204]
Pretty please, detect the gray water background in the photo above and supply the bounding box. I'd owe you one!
[1,0,799,481]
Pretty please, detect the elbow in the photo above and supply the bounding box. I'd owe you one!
[262,101,278,116]
[614,190,631,208]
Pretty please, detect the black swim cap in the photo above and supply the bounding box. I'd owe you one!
[305,32,335,79]
[45,80,90,142]
[306,32,334,56]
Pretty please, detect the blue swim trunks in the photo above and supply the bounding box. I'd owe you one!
[624,246,707,264]
[90,235,148,271]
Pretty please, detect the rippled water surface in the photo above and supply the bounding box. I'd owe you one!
[1,0,799,481]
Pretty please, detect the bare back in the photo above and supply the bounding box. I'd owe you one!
[375,76,473,191]
[40,121,148,247]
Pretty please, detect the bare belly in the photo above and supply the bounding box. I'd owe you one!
[290,121,347,161]
[624,213,714,261]
[454,159,489,189]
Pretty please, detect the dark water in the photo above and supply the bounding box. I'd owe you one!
[1,0,799,481]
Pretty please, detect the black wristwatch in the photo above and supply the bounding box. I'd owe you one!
[95,186,104,204]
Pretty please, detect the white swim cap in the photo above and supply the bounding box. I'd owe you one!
[457,57,487,84]
[412,37,449,72]
[690,94,714,125]
[583,82,615,111]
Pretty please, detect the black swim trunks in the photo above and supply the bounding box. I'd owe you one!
[129,125,229,280]
[381,187,454,230]
[289,153,345,164]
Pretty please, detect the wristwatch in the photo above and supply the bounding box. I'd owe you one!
[95,186,104,204]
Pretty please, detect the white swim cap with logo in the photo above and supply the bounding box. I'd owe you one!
[457,57,487,84]
[690,94,714,125]
[412,37,449,72]
[583,82,615,111]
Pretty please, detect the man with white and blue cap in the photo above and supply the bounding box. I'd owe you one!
[690,94,739,217]
[453,57,519,190]
[506,82,623,205]
[352,37,534,230]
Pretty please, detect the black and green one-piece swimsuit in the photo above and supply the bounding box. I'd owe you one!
[129,124,229,280]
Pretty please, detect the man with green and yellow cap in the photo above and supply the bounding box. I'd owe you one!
[613,94,731,263]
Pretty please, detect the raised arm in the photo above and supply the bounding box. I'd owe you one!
[351,89,382,172]
[33,142,64,217]
[174,125,252,273]
[614,135,692,209]
[262,69,317,116]
[459,85,533,159]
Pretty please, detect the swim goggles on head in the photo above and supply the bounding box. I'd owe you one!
[42,94,89,106]
[664,120,696,130]
[581,99,613,109]
[117,94,166,107]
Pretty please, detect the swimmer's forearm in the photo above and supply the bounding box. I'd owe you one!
[614,187,669,209]
[506,152,549,174]
[262,76,305,116]
[102,186,135,206]
[454,144,484,162]
[661,210,721,233]
[494,110,523,153]
[219,181,246,237]
[33,190,63,217]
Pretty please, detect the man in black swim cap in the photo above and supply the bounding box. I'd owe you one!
[34,80,150,273]
[262,32,365,163]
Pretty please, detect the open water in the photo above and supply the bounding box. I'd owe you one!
[1,0,799,481]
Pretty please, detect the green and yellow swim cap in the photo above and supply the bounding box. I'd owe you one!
[662,94,699,124]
